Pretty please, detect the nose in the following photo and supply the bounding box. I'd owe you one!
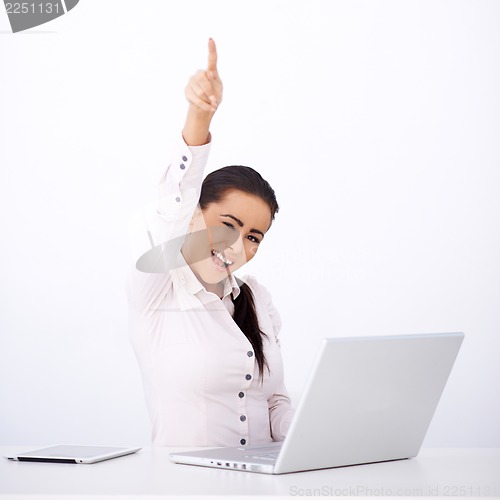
[227,233,244,255]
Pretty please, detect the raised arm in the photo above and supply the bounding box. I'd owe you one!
[182,38,223,146]
[128,39,222,300]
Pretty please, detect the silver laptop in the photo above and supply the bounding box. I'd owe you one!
[170,332,464,474]
[4,445,141,464]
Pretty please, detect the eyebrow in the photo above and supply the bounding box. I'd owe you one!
[220,214,265,238]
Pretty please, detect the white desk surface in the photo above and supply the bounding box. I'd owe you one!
[0,446,499,499]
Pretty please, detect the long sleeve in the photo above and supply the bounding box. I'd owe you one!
[267,301,295,441]
[244,276,295,442]
[127,134,211,312]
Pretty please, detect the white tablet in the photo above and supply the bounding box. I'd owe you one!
[4,444,141,464]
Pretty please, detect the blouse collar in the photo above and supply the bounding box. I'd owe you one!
[174,252,241,301]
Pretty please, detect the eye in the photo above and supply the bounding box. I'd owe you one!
[223,222,235,230]
[247,235,261,244]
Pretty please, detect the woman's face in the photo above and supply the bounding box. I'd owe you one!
[182,189,272,286]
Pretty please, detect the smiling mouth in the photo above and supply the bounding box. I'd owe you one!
[211,249,234,268]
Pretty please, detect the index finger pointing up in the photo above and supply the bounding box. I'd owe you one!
[207,38,218,73]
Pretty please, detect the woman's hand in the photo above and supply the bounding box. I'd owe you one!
[182,38,223,146]
[185,38,223,113]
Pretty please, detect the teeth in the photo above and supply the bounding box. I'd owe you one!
[212,250,233,266]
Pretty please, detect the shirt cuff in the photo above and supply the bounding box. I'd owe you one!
[182,131,212,163]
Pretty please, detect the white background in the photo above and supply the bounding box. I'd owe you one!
[0,0,499,447]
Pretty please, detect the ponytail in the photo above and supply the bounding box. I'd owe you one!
[231,283,269,380]
[199,165,279,381]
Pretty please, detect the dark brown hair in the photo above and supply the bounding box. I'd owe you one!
[199,166,279,379]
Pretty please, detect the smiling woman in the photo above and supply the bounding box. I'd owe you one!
[126,39,295,448]
[190,169,277,282]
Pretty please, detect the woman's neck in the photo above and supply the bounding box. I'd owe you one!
[191,267,225,298]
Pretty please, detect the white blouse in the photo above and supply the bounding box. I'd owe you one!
[126,134,294,447]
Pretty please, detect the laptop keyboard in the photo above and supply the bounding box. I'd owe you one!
[241,445,282,461]
[249,451,280,460]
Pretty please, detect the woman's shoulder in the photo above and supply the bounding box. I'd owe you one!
[239,274,282,337]
[239,274,269,294]
[238,274,277,308]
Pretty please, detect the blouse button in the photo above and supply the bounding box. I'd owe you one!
[182,155,188,162]
[247,351,254,357]
[175,197,181,202]
[238,392,244,398]
[180,163,186,170]
[240,415,246,422]
[245,374,252,381]
[240,439,246,445]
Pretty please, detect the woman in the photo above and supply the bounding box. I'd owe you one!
[127,39,294,447]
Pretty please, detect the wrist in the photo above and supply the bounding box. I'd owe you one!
[182,106,214,146]
[187,104,215,121]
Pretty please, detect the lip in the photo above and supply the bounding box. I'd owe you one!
[210,250,234,272]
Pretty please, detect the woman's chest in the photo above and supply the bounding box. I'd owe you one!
[142,301,282,398]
